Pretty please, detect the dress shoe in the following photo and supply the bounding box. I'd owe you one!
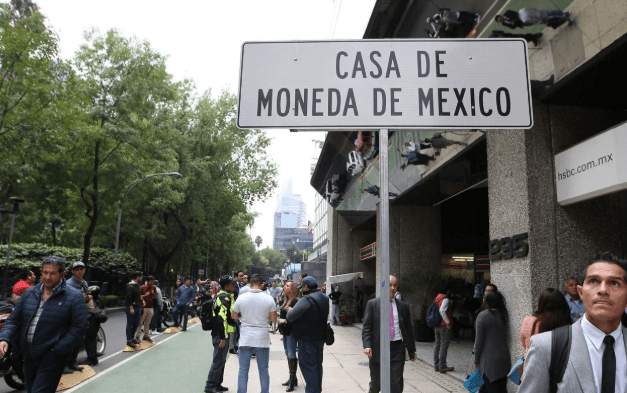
[439,366,454,373]
[126,340,137,349]
[132,338,141,344]
[70,364,84,372]
[86,357,99,366]
[228,349,237,354]
[434,367,439,372]
[216,386,228,391]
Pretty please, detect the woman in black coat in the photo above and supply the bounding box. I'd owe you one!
[474,291,511,393]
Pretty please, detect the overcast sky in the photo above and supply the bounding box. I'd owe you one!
[37,0,374,250]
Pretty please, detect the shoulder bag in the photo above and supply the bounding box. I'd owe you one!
[305,295,334,345]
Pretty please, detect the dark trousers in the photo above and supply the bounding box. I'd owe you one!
[368,340,406,393]
[205,335,229,390]
[84,314,100,358]
[24,351,70,393]
[481,374,507,393]
[297,340,324,393]
[150,305,161,331]
[172,303,189,330]
[125,306,142,341]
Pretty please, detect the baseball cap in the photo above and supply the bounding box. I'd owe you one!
[298,276,317,289]
[72,261,86,269]
[219,275,236,288]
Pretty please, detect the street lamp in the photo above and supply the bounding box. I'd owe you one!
[114,172,183,258]
[1,197,24,299]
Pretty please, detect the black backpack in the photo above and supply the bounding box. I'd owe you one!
[201,293,230,331]
[549,325,572,393]
[426,301,443,328]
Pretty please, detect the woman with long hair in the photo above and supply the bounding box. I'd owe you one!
[474,291,511,393]
[520,288,572,351]
[278,280,300,391]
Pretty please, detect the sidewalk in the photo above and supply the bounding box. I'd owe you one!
[222,324,468,393]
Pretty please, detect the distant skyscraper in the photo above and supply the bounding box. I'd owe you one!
[273,180,312,253]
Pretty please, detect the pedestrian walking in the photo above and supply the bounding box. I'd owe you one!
[172,277,195,331]
[66,261,100,368]
[362,275,416,393]
[520,251,627,392]
[473,291,511,393]
[329,285,342,325]
[433,289,454,373]
[278,280,300,391]
[150,280,164,334]
[564,276,585,322]
[0,256,87,392]
[231,274,277,393]
[287,276,329,393]
[125,271,143,348]
[519,288,572,351]
[204,275,237,393]
[135,275,156,342]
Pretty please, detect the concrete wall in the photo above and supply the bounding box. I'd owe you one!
[487,103,626,361]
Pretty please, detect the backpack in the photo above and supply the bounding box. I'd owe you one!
[549,325,571,393]
[201,293,230,331]
[426,301,442,328]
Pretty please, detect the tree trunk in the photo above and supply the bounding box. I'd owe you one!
[82,140,100,264]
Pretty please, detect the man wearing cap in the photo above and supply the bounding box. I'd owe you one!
[66,261,100,369]
[287,276,329,393]
[205,275,237,393]
[0,256,87,392]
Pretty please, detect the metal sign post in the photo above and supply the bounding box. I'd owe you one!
[378,129,391,393]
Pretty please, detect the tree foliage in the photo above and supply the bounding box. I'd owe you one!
[0,14,278,283]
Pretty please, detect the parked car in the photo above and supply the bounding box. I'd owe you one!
[347,151,365,176]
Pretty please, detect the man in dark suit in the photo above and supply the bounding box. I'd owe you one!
[362,275,416,393]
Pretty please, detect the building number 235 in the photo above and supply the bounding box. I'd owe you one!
[489,233,529,260]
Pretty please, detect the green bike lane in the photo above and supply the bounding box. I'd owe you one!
[67,323,216,392]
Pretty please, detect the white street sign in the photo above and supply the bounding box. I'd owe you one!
[237,39,532,130]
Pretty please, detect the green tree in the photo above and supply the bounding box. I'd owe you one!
[260,247,287,271]
[255,235,262,249]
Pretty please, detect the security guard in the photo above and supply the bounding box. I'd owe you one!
[204,275,237,393]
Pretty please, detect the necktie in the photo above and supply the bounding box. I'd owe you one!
[601,335,616,393]
[389,302,395,340]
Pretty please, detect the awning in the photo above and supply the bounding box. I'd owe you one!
[327,272,364,285]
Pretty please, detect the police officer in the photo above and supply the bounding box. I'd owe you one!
[204,275,237,393]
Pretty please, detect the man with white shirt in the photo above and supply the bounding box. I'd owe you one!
[231,274,277,393]
[520,251,627,393]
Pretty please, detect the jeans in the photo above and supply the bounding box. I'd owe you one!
[206,335,229,390]
[135,307,154,339]
[331,304,341,325]
[283,334,297,358]
[298,340,324,393]
[237,346,270,393]
[433,326,451,368]
[150,305,161,331]
[125,306,142,342]
[172,303,189,329]
[24,350,70,393]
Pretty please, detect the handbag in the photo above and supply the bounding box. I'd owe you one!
[305,296,335,345]
[507,355,525,385]
[463,349,484,393]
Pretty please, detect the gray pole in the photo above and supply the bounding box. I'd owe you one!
[2,213,17,299]
[379,129,391,393]
[114,207,122,258]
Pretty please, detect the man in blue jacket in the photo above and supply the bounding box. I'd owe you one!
[287,276,329,393]
[172,277,196,331]
[0,256,87,392]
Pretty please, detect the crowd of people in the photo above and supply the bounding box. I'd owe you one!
[1,250,626,393]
